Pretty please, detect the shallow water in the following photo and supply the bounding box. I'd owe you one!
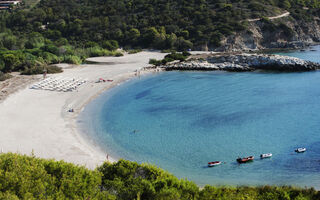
[80,46,320,187]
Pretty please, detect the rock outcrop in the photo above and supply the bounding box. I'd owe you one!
[209,17,320,52]
[162,54,320,72]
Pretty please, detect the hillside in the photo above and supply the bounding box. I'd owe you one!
[2,0,320,50]
[0,152,319,199]
[0,0,320,74]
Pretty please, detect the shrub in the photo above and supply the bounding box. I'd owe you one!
[1,53,20,73]
[114,51,124,57]
[161,49,175,53]
[21,65,45,75]
[0,153,110,199]
[85,41,99,48]
[40,52,60,64]
[46,65,63,73]
[58,45,74,56]
[40,44,59,55]
[0,71,12,81]
[149,52,189,66]
[98,159,199,200]
[55,38,69,46]
[87,47,107,57]
[101,40,119,51]
[62,55,82,65]
[0,154,319,199]
[128,49,142,54]
[149,58,162,66]
[165,52,188,61]
[86,47,123,57]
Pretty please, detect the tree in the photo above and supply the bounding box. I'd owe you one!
[2,54,20,72]
[2,35,17,50]
[128,28,141,43]
[165,33,177,49]
[101,40,119,50]
[25,32,44,49]
[141,27,160,46]
[176,37,193,51]
[280,0,291,9]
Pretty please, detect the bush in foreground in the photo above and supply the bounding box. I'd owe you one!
[0,71,12,81]
[0,153,113,199]
[0,153,319,200]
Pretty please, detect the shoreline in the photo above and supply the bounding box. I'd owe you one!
[73,68,164,163]
[0,51,166,169]
[1,49,320,188]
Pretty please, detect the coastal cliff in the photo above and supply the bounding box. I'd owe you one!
[210,17,320,52]
[162,53,320,72]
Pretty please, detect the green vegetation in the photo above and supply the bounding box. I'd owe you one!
[149,51,191,66]
[0,152,111,199]
[0,41,122,77]
[0,71,11,81]
[0,0,319,78]
[0,153,319,200]
[128,49,142,54]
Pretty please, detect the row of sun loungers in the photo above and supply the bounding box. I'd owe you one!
[30,77,87,92]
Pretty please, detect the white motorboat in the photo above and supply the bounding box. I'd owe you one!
[295,147,306,153]
[260,153,272,158]
[208,161,221,167]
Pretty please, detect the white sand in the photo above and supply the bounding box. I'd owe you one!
[0,51,165,169]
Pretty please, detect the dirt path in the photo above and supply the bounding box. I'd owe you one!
[247,11,290,22]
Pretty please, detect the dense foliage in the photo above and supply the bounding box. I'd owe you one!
[0,153,112,199]
[149,51,191,66]
[5,0,320,49]
[0,153,319,200]
[0,0,319,76]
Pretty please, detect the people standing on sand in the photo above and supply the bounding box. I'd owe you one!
[106,154,109,161]
[43,70,47,79]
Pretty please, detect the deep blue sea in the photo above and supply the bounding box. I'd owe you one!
[80,45,320,188]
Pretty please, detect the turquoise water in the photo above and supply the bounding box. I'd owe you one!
[80,46,320,188]
[276,45,320,63]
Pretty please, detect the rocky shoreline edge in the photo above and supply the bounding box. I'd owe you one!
[161,53,320,72]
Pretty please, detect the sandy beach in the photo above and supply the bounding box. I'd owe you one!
[0,51,165,169]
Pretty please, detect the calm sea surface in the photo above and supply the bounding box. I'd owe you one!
[80,45,320,187]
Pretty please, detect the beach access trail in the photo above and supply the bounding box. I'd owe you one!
[247,11,290,22]
[0,51,165,169]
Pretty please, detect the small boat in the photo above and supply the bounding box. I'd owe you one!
[237,156,254,163]
[208,161,221,167]
[260,153,272,158]
[295,147,306,153]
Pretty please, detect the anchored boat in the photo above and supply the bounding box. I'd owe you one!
[260,153,272,158]
[208,161,221,167]
[295,147,306,153]
[237,156,254,163]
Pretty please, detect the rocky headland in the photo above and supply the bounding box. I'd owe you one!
[198,13,320,52]
[162,53,320,72]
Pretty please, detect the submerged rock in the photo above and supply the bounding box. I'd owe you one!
[162,53,320,72]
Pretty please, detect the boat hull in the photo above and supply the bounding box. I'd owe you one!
[260,153,272,158]
[295,148,306,153]
[208,161,221,167]
[237,156,254,163]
